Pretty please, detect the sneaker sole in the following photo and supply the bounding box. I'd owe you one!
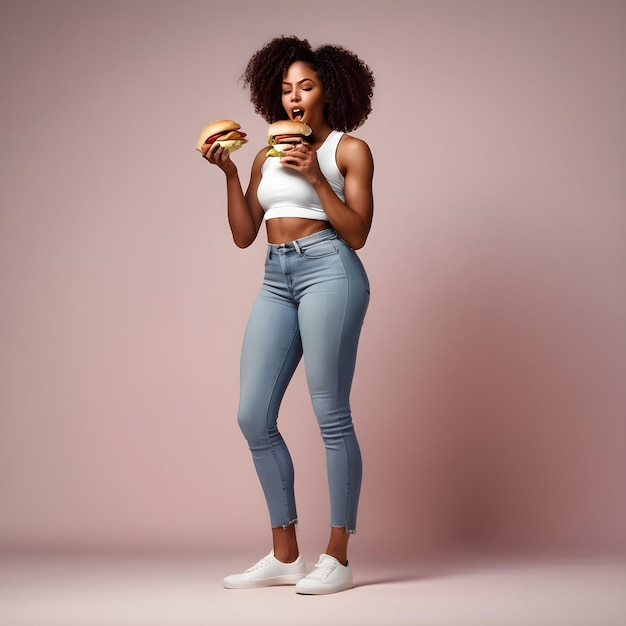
[224,574,306,589]
[295,579,354,595]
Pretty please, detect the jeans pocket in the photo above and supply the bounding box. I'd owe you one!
[302,240,338,258]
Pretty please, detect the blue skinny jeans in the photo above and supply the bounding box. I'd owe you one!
[237,228,370,532]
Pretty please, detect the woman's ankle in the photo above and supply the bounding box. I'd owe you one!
[324,549,347,566]
[273,549,300,563]
[272,523,299,563]
[325,526,350,565]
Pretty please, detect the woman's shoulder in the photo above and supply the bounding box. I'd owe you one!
[337,133,374,171]
[338,133,372,154]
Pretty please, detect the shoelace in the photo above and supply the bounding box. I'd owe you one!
[245,553,273,573]
[308,559,336,580]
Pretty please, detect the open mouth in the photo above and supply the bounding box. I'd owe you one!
[292,109,304,121]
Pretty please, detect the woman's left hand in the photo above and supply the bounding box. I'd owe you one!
[279,142,322,185]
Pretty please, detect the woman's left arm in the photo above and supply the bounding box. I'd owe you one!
[281,135,374,249]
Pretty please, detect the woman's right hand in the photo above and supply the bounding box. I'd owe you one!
[200,142,237,176]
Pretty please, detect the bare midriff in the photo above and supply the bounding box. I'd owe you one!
[266,217,330,245]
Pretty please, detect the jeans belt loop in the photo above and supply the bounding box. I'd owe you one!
[293,240,302,255]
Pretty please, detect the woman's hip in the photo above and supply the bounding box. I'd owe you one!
[263,229,370,300]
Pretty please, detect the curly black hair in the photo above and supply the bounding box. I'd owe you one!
[241,36,375,132]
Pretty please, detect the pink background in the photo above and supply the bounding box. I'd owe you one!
[1,0,625,563]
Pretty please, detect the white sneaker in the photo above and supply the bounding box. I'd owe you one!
[295,554,353,595]
[223,552,307,589]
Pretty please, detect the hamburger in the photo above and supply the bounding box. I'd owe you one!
[195,119,247,153]
[266,120,312,157]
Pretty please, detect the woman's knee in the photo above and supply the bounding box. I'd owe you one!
[314,405,355,439]
[237,403,275,444]
[237,405,261,440]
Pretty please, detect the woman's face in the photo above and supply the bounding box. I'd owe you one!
[281,61,326,128]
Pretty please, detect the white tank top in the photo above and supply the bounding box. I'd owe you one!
[257,130,345,221]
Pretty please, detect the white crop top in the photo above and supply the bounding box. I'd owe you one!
[257,130,345,221]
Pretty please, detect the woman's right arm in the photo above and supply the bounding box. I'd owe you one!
[201,143,266,248]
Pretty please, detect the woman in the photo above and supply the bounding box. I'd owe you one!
[201,35,375,595]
